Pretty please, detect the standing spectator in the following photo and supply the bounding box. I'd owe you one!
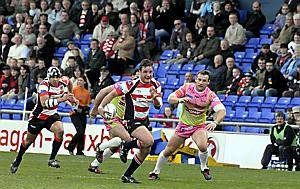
[252,44,278,73]
[244,1,266,37]
[111,25,136,74]
[7,33,30,63]
[137,11,155,60]
[0,33,12,64]
[92,15,115,43]
[85,39,106,89]
[75,0,93,34]
[193,26,220,66]
[154,106,176,128]
[225,12,246,52]
[169,19,190,50]
[66,76,91,156]
[17,64,30,99]
[207,55,227,92]
[49,10,81,46]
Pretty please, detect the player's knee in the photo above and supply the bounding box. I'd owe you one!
[143,138,154,148]
[56,128,64,138]
[198,145,207,152]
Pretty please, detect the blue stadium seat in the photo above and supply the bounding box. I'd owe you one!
[217,94,226,102]
[242,52,257,63]
[80,34,93,45]
[259,24,274,35]
[261,97,278,109]
[245,48,255,54]
[193,64,206,74]
[62,117,72,123]
[245,111,261,122]
[223,125,237,132]
[163,89,173,101]
[234,51,245,63]
[167,64,182,74]
[274,97,291,109]
[112,75,121,82]
[54,47,68,57]
[154,142,168,155]
[12,99,25,110]
[178,74,186,85]
[63,104,72,112]
[223,95,238,107]
[95,118,104,124]
[179,63,194,74]
[231,110,248,122]
[241,63,252,73]
[172,50,180,58]
[288,97,300,108]
[235,96,251,107]
[121,76,131,81]
[258,38,272,48]
[241,126,263,133]
[160,50,174,60]
[235,106,246,113]
[157,78,167,88]
[165,78,179,89]
[259,111,274,123]
[80,45,90,58]
[156,64,170,78]
[245,38,260,49]
[247,96,264,108]
[248,107,259,114]
[1,99,17,109]
[224,110,235,121]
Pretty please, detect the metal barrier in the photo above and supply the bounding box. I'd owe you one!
[2,109,298,132]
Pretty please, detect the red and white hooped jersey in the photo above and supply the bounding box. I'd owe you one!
[114,78,162,120]
[30,79,67,120]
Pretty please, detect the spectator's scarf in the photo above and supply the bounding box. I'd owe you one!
[139,22,149,40]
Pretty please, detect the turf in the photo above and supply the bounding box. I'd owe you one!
[0,151,299,189]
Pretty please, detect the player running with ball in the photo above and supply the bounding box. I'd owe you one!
[149,70,226,181]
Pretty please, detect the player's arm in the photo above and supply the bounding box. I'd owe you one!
[40,93,69,108]
[150,87,162,109]
[168,84,189,104]
[206,103,226,131]
[98,89,119,118]
[90,85,114,117]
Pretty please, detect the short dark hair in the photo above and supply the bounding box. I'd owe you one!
[139,59,153,70]
[197,70,210,80]
[91,38,99,44]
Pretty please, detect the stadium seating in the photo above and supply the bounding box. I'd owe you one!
[112,75,121,82]
[261,97,278,109]
[231,110,248,122]
[235,96,251,107]
[244,111,261,122]
[288,97,300,108]
[167,64,183,75]
[179,63,194,74]
[1,99,16,109]
[258,38,272,48]
[160,50,174,60]
[80,34,93,45]
[156,63,170,78]
[274,97,291,110]
[234,51,245,63]
[245,38,260,49]
[223,95,239,107]
[248,96,264,108]
[165,77,179,89]
[259,111,274,123]
[193,64,206,74]
[157,78,167,88]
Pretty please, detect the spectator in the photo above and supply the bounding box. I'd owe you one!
[220,67,243,95]
[252,44,278,73]
[51,58,64,74]
[61,41,84,70]
[280,48,300,78]
[205,1,227,37]
[225,12,246,52]
[0,33,12,64]
[253,62,288,97]
[92,15,115,43]
[33,0,52,24]
[237,72,255,96]
[273,3,290,32]
[224,57,237,83]
[111,25,136,74]
[90,3,102,30]
[186,0,202,29]
[252,57,266,95]
[193,18,206,45]
[130,13,140,41]
[64,56,77,78]
[91,66,115,99]
[49,10,80,46]
[283,64,300,97]
[62,0,72,14]
[28,0,40,21]
[261,111,299,171]
[1,24,14,40]
[13,13,24,33]
[48,0,62,25]
[207,54,226,92]
[169,19,190,50]
[275,43,292,70]
[137,11,155,60]
[17,64,30,99]
[116,13,131,36]
[37,24,55,55]
[1,67,19,99]
[218,39,234,65]
[7,33,30,64]
[32,36,53,68]
[129,2,141,18]
[19,15,34,35]
[29,59,47,94]
[184,72,194,84]
[21,24,36,48]
[193,26,220,66]
[75,0,93,34]
[244,1,266,37]
[271,13,295,52]
[100,31,117,59]
[0,65,17,97]
[154,106,176,128]
[34,13,51,34]
[288,31,300,56]
[70,66,91,89]
[102,2,119,30]
[85,39,106,89]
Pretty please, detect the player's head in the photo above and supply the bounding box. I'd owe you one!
[275,111,285,125]
[47,66,61,85]
[139,59,153,83]
[195,70,210,92]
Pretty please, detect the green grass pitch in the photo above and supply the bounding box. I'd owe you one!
[0,152,299,189]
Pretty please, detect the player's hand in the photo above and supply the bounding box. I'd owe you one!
[98,106,111,119]
[205,122,217,131]
[149,87,160,101]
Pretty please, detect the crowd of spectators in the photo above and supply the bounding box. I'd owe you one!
[0,0,300,104]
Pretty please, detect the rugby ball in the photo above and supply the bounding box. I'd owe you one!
[103,103,117,120]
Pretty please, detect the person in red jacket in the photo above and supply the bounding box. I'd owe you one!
[0,65,18,98]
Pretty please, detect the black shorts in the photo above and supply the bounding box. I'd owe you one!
[27,114,61,135]
[126,118,150,134]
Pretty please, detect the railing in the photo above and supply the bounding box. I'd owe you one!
[1,109,299,131]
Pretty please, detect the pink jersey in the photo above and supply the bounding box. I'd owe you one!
[114,78,162,120]
[174,83,222,126]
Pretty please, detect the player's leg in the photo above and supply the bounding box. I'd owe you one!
[149,133,185,180]
[121,126,153,183]
[48,121,64,168]
[191,129,212,180]
[10,132,37,173]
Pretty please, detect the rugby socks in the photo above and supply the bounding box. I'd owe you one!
[91,148,114,167]
[123,139,139,150]
[49,136,62,160]
[124,155,143,177]
[199,150,209,171]
[153,150,168,174]
[99,137,122,151]
[16,143,29,162]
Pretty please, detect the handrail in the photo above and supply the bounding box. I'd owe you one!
[1,109,299,130]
